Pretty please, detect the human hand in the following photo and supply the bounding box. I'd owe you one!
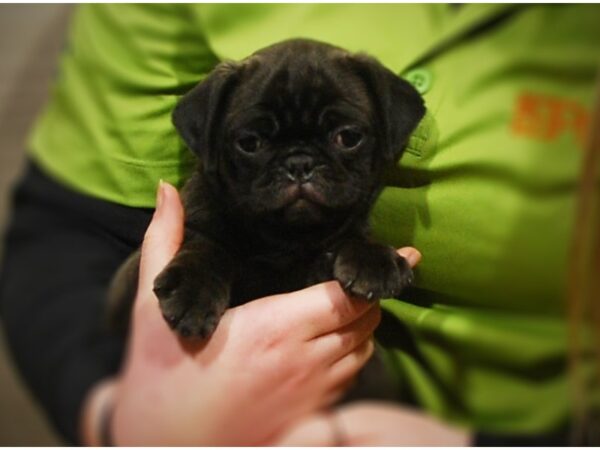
[275,401,470,446]
[82,181,421,446]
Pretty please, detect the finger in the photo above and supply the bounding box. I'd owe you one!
[251,281,376,340]
[309,304,380,364]
[127,182,186,359]
[397,247,421,268]
[318,378,356,409]
[250,248,421,339]
[137,181,185,301]
[327,338,375,387]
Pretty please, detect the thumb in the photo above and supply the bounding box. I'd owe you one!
[137,180,185,301]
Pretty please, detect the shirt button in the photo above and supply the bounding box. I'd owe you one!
[403,68,432,95]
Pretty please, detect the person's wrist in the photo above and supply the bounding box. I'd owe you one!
[80,378,118,446]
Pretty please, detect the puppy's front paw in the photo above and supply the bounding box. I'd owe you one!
[153,260,230,339]
[333,241,413,301]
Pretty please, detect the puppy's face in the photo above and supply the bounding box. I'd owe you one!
[174,40,425,228]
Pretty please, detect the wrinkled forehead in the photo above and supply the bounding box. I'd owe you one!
[228,54,373,130]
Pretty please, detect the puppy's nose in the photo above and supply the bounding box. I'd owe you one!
[284,154,315,182]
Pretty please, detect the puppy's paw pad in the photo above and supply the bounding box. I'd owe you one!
[154,264,230,339]
[172,302,225,339]
[153,265,183,299]
[334,243,413,301]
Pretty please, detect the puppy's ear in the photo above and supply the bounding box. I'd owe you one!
[172,62,240,172]
[349,55,426,162]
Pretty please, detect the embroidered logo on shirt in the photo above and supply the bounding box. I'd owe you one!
[511,92,590,147]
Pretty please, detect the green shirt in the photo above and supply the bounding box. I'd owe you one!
[29,4,600,435]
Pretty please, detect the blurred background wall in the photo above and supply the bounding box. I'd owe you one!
[0,4,72,445]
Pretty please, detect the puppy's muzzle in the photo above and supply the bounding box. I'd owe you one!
[284,154,316,182]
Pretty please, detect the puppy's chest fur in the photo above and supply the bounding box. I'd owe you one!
[181,174,359,307]
[230,250,332,306]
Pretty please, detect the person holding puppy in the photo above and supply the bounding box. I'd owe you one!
[83,181,438,446]
[1,4,599,446]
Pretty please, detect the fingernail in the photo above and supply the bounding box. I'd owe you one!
[156,179,165,210]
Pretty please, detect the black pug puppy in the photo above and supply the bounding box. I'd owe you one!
[109,39,425,340]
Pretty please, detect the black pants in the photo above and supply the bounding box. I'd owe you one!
[0,161,585,445]
[0,162,152,442]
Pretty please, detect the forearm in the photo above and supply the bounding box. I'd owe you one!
[0,162,151,443]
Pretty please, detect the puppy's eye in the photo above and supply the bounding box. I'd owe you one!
[333,127,364,150]
[235,134,262,154]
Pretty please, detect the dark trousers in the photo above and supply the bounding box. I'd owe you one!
[0,162,151,442]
